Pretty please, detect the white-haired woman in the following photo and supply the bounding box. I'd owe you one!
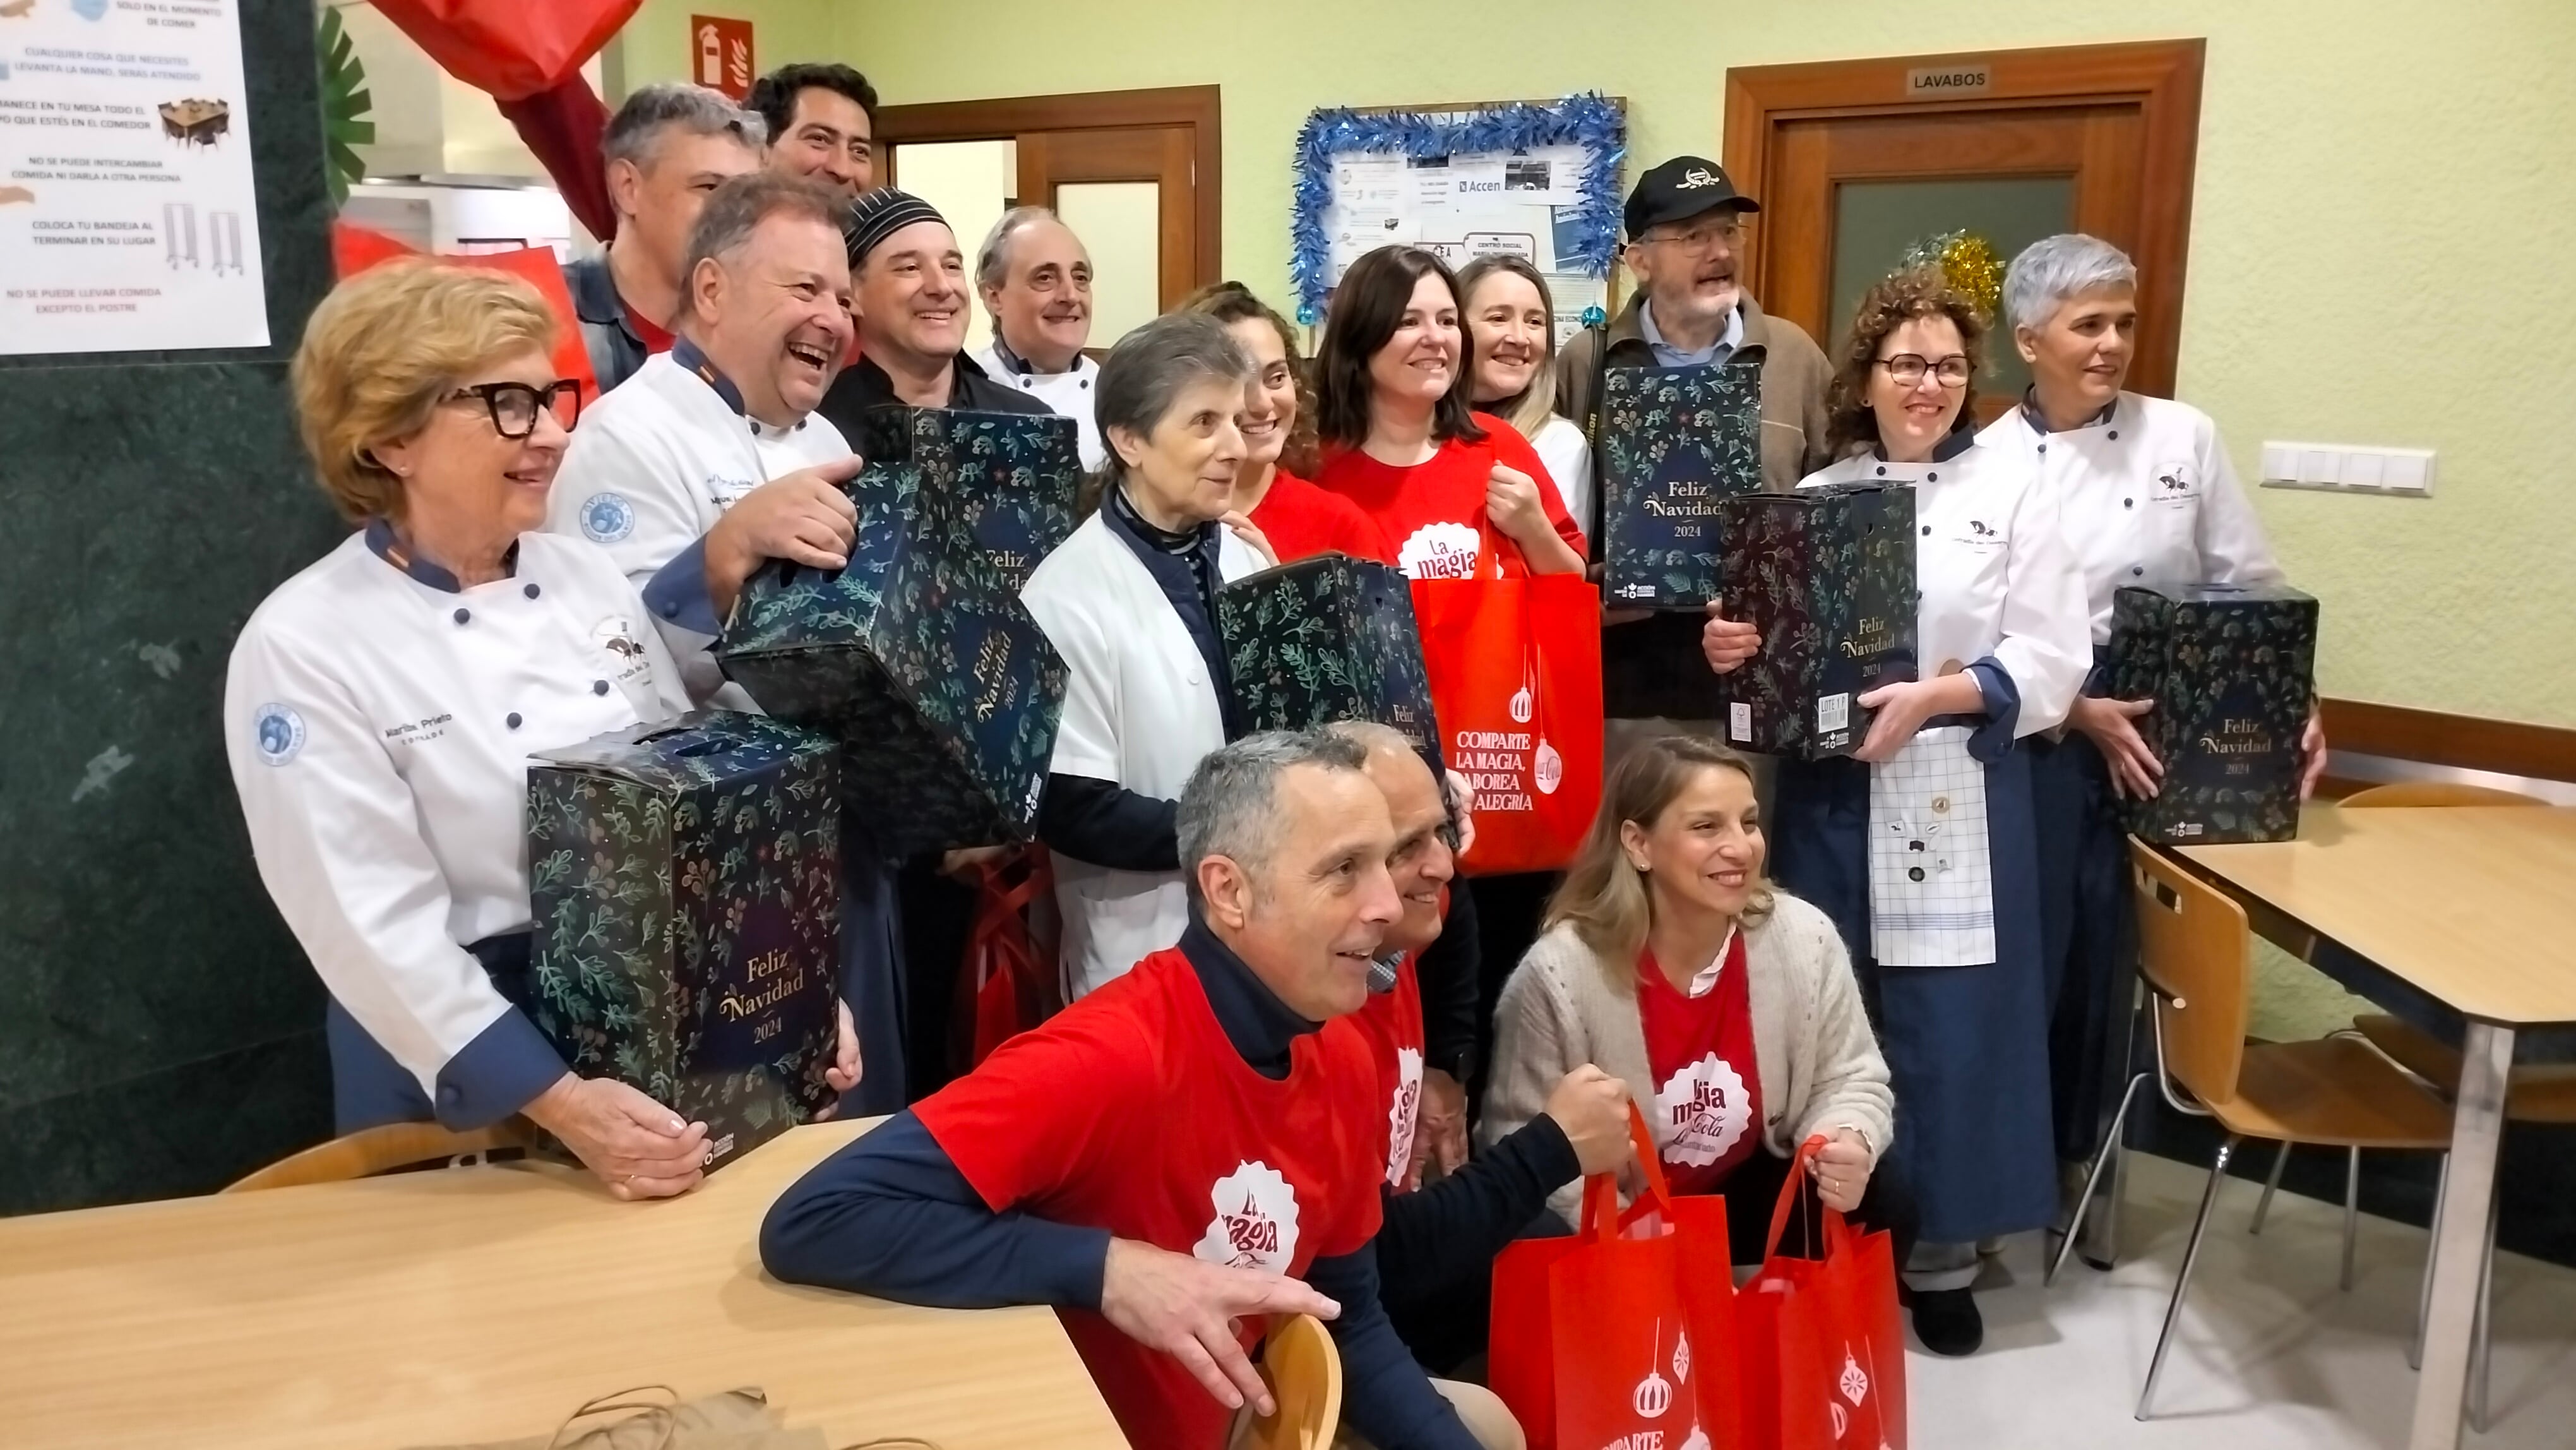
[1975,233,2323,1185]
[1025,312,1277,997]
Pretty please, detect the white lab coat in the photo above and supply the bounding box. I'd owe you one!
[1804,439,2090,734]
[1527,414,1594,541]
[970,344,1106,472]
[1976,392,2282,645]
[1022,512,1265,998]
[546,351,853,701]
[223,530,692,1098]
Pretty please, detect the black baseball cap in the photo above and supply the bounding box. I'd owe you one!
[1623,156,1761,239]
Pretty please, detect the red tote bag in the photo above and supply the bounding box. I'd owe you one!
[950,849,1063,1072]
[1738,1138,1909,1450]
[1491,1106,1741,1450]
[1410,541,1602,876]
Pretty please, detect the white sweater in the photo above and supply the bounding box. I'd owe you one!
[1480,894,1893,1228]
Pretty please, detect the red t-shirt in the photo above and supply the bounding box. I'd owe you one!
[1637,931,1765,1197]
[1313,413,1586,580]
[1333,953,1427,1190]
[1248,468,1395,565]
[915,947,1385,1450]
[625,306,675,356]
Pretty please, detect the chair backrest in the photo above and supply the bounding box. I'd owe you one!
[223,1120,528,1194]
[2338,781,2546,809]
[1237,1314,1342,1450]
[2128,839,2251,1110]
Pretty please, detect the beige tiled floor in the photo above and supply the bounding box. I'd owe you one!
[1910,1151,2576,1448]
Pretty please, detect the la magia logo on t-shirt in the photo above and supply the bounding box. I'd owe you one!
[1655,1052,1751,1166]
[1397,521,1481,581]
[1384,1046,1424,1188]
[1193,1161,1301,1274]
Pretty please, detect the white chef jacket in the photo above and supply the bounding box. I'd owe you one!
[1976,391,2282,646]
[546,347,853,702]
[224,527,692,1105]
[1804,436,2090,734]
[1021,512,1265,998]
[1529,414,1594,542]
[970,342,1106,472]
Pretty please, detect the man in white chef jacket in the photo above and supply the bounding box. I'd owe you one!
[967,207,1106,471]
[547,171,912,1115]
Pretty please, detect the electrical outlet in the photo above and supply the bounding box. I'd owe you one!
[2259,441,2435,496]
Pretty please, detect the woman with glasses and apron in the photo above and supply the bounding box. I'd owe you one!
[1702,267,2089,1355]
[226,265,856,1201]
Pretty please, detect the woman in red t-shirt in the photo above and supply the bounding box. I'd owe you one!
[1179,282,1392,564]
[1310,246,1587,580]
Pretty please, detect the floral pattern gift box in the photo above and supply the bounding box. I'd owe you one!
[1597,357,1763,608]
[1217,551,1442,762]
[719,408,1082,858]
[1714,483,1919,760]
[525,710,842,1172]
[2107,581,2319,844]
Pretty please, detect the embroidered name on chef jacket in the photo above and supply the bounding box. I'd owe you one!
[1193,1161,1302,1274]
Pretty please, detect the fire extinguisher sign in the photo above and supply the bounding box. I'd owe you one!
[691,16,756,103]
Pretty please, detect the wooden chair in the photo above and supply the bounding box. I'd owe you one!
[2338,780,2566,1429]
[224,1119,531,1194]
[2053,841,2453,1420]
[1231,1314,1342,1450]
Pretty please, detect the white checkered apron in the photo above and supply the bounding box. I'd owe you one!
[1867,724,1996,966]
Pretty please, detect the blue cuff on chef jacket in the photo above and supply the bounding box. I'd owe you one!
[1964,658,2020,764]
[433,1006,568,1130]
[643,537,725,639]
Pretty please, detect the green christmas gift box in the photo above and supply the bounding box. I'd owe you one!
[1714,484,1919,760]
[1596,358,1763,609]
[525,710,841,1171]
[1217,551,1442,762]
[719,408,1081,858]
[2106,581,2319,844]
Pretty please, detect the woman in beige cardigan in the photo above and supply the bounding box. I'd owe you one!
[1481,735,1916,1280]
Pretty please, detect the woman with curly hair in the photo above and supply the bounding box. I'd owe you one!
[1178,281,1390,563]
[1700,265,2090,1355]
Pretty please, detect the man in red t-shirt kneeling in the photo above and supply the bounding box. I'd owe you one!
[763,730,1512,1450]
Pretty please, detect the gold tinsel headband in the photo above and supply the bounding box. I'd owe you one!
[1897,230,2004,321]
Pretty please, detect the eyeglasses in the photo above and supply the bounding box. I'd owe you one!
[1873,354,1972,388]
[444,379,582,439]
[1635,219,1745,255]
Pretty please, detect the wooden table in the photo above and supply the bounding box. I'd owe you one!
[0,1119,1128,1449]
[2176,805,2576,1450]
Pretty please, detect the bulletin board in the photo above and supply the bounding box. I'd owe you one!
[1291,93,1626,344]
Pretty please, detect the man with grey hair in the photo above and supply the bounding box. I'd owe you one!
[967,207,1106,470]
[765,730,1515,1450]
[563,81,765,393]
[547,172,921,1118]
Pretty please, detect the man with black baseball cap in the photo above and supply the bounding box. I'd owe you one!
[1559,155,1833,726]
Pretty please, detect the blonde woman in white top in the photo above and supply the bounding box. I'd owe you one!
[1458,255,1595,532]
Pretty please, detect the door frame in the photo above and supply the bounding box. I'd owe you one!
[1722,39,2203,398]
[875,85,1223,294]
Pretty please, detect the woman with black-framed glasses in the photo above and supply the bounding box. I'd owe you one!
[1699,265,2090,1354]
[224,262,857,1200]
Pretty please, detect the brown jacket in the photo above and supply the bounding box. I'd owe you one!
[1557,291,1834,505]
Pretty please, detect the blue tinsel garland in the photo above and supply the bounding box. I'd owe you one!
[1291,93,1627,318]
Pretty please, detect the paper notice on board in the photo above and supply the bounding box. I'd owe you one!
[0,0,271,354]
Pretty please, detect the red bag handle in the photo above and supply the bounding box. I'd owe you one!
[1577,1101,1677,1244]
[1761,1134,1848,1263]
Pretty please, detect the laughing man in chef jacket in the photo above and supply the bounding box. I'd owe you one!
[1976,233,2325,1196]
[545,172,918,1116]
[967,207,1107,471]
[226,263,857,1196]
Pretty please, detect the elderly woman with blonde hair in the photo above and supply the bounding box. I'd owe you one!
[224,261,854,1197]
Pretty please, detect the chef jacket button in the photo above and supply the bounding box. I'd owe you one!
[506,712,523,730]
[1921,525,1932,537]
[2133,566,2145,576]
[1907,866,1926,882]
[2037,443,2048,455]
[523,583,541,599]
[1932,795,1950,814]
[1079,378,1090,389]
[2124,498,2134,508]
[2109,430,2120,440]
[592,680,611,696]
[1874,465,1887,477]
[452,607,471,626]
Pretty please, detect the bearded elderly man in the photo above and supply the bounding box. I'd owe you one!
[545,171,920,1114]
[763,731,1521,1450]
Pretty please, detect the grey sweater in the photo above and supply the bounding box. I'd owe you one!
[1479,894,1895,1228]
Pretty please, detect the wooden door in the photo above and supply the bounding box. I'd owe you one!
[1726,41,2203,416]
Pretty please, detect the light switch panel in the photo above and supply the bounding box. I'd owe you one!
[2260,441,2436,496]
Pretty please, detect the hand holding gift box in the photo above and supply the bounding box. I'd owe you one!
[2103,581,2320,844]
[1713,484,1919,760]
